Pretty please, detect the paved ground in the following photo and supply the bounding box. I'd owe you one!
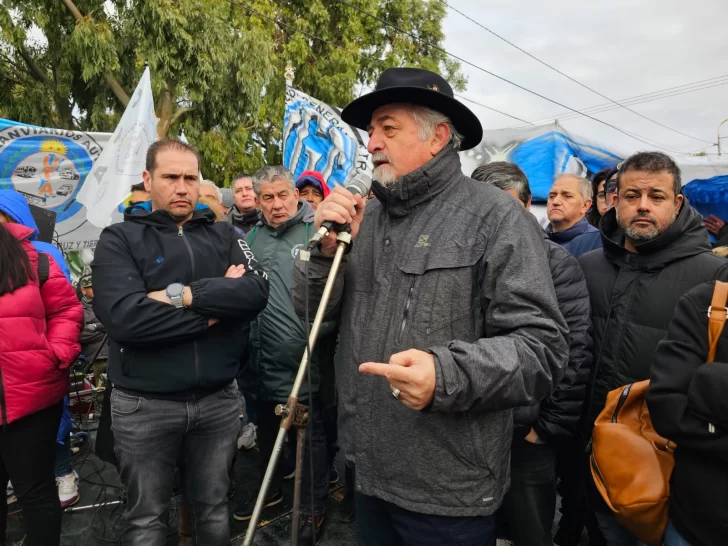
[5,431,356,546]
[5,428,588,545]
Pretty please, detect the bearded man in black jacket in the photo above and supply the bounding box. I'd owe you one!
[579,151,728,545]
[92,138,269,546]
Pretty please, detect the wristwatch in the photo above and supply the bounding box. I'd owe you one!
[166,283,185,308]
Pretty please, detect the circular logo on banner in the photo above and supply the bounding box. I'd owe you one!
[0,129,101,223]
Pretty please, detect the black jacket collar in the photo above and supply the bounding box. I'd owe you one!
[124,202,216,229]
[599,199,713,268]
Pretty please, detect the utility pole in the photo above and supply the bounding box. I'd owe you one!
[718,117,728,155]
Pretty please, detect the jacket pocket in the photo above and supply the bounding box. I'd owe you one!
[216,380,239,400]
[397,243,483,339]
[372,405,496,507]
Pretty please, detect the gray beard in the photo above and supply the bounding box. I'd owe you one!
[373,165,398,188]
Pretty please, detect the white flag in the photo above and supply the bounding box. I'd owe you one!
[77,67,157,227]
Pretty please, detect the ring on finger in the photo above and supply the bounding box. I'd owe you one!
[391,386,401,400]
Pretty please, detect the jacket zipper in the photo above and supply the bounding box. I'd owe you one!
[179,226,201,384]
[0,369,6,426]
[611,383,632,423]
[586,373,632,454]
[398,277,415,341]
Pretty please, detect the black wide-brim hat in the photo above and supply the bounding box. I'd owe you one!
[341,67,483,151]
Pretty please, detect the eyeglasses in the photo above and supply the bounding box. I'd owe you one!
[605,181,617,195]
[597,191,607,202]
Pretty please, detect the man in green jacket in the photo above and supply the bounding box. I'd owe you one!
[233,166,336,544]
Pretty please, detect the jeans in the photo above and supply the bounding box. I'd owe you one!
[664,521,692,546]
[55,432,74,477]
[111,382,239,546]
[355,493,496,546]
[499,435,556,546]
[256,398,329,516]
[0,401,63,546]
[595,511,646,546]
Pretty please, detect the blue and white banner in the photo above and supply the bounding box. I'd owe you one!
[0,119,111,251]
[283,86,372,187]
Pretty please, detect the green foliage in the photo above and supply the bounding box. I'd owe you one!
[0,0,464,185]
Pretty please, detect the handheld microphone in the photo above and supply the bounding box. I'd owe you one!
[307,172,372,249]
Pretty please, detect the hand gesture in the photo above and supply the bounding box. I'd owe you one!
[359,349,436,411]
[704,215,726,236]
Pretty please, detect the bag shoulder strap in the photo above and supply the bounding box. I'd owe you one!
[36,252,49,288]
[708,280,728,363]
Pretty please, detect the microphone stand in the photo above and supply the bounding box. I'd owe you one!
[244,229,352,546]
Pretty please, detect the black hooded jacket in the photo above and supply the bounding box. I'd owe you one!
[647,278,728,546]
[513,229,592,444]
[92,203,269,398]
[579,201,728,427]
[227,206,259,234]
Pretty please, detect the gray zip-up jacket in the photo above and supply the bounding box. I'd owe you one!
[292,147,568,516]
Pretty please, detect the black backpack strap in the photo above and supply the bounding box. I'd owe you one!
[36,252,49,288]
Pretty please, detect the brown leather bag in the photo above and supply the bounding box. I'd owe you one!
[590,280,728,546]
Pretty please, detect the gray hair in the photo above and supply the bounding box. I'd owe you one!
[200,179,222,203]
[471,162,531,205]
[554,173,593,202]
[252,165,295,197]
[407,105,464,152]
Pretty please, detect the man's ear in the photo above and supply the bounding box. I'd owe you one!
[582,198,593,215]
[142,171,152,193]
[429,123,451,156]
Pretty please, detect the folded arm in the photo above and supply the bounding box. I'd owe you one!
[92,228,209,348]
[188,235,269,320]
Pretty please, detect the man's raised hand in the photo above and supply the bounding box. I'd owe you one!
[314,186,367,257]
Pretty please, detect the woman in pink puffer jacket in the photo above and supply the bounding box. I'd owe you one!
[0,220,82,545]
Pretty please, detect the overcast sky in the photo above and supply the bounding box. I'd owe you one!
[441,0,728,157]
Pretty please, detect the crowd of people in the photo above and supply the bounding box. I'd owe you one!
[0,66,726,546]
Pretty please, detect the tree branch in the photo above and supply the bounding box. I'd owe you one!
[18,48,53,87]
[60,0,130,107]
[170,106,194,125]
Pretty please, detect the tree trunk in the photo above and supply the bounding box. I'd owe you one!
[55,94,75,130]
[156,82,175,138]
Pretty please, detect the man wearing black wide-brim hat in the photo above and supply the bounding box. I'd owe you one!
[292,67,568,545]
